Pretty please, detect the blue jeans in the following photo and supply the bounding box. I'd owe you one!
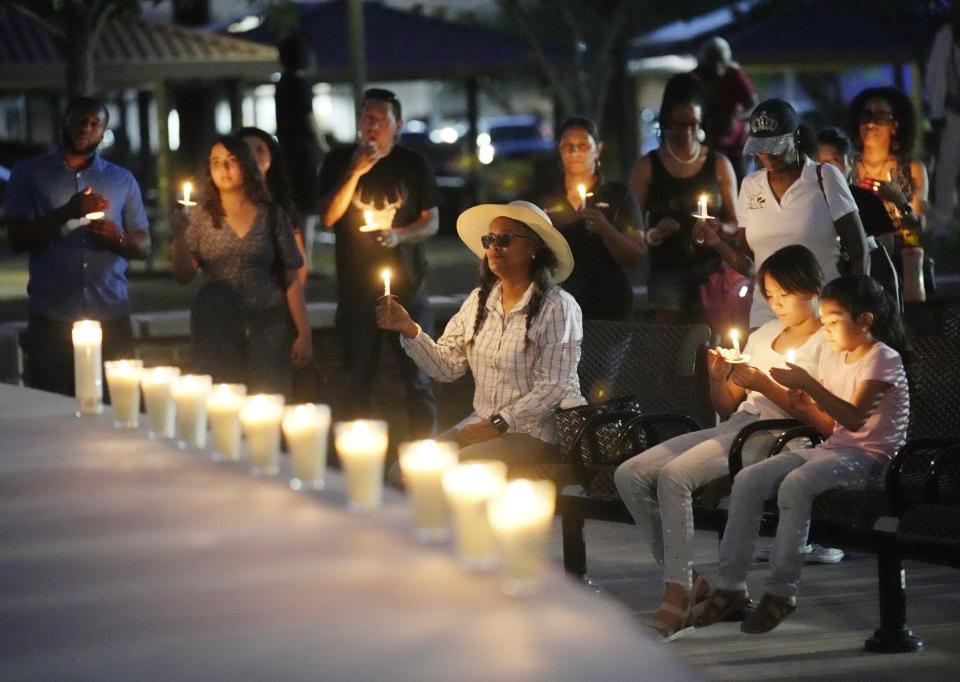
[717,445,888,599]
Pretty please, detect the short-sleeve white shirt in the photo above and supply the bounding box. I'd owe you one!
[738,158,857,327]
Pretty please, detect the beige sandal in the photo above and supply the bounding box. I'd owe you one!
[693,588,750,628]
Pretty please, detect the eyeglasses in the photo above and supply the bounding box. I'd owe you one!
[858,110,895,125]
[481,233,532,249]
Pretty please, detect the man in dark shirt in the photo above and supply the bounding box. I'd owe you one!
[5,97,151,395]
[319,88,439,438]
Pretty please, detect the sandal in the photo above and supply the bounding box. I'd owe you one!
[647,601,694,641]
[692,573,711,605]
[692,588,750,628]
[740,593,796,634]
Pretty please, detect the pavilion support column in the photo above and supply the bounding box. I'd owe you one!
[347,0,368,109]
[226,79,244,131]
[154,81,173,272]
[465,75,479,205]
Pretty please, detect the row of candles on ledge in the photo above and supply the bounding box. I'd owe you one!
[71,320,554,596]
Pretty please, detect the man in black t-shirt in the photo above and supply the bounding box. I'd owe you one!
[319,88,440,438]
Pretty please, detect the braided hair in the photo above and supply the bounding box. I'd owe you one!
[468,235,559,349]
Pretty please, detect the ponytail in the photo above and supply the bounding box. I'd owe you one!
[821,275,910,355]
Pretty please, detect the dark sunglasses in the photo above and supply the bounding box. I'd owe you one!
[481,233,532,249]
[858,110,894,125]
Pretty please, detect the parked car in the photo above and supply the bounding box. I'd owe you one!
[478,115,554,161]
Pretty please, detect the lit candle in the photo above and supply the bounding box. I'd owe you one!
[240,394,285,477]
[104,359,143,429]
[170,374,212,450]
[382,268,391,298]
[576,183,587,210]
[334,419,389,512]
[697,194,708,218]
[365,209,376,229]
[488,479,557,596]
[442,460,508,570]
[739,284,749,298]
[283,403,331,491]
[178,181,197,207]
[84,211,105,221]
[398,440,459,542]
[206,383,246,461]
[786,349,796,365]
[140,366,180,439]
[730,329,741,357]
[72,320,103,417]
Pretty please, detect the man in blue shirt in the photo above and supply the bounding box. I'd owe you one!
[5,97,151,395]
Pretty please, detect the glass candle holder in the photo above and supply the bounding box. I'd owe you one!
[283,403,332,491]
[240,394,285,476]
[334,420,389,512]
[442,460,508,571]
[104,359,143,428]
[140,366,180,439]
[206,383,247,461]
[170,374,212,450]
[398,439,459,542]
[488,479,557,596]
[71,320,102,417]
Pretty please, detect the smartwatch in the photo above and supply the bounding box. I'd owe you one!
[489,413,508,434]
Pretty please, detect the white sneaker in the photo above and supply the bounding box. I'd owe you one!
[753,543,843,563]
[805,544,844,564]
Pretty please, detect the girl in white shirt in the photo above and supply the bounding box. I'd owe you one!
[614,244,828,640]
[696,274,909,635]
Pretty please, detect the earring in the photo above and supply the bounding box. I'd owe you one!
[697,128,706,143]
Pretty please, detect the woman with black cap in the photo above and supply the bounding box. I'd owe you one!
[376,200,585,474]
[700,98,870,328]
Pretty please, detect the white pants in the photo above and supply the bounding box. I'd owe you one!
[614,411,776,590]
[717,445,887,599]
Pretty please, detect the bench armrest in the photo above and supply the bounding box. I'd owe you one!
[728,419,805,476]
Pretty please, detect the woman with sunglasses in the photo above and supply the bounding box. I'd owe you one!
[376,201,584,474]
[629,73,739,324]
[534,116,645,321]
[847,87,930,302]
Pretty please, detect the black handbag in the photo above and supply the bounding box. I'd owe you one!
[555,397,647,480]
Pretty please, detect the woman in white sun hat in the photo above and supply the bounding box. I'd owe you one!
[376,200,586,474]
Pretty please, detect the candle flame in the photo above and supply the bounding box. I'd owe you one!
[786,349,796,364]
[364,210,376,229]
[183,181,192,203]
[739,284,749,298]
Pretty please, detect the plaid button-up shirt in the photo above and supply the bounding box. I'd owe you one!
[402,281,585,443]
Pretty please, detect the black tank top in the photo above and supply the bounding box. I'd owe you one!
[645,148,723,271]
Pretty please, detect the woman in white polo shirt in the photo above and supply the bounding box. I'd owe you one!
[698,99,870,328]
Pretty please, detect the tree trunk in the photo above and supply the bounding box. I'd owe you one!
[63,9,96,98]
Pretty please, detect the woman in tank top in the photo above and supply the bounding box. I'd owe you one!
[630,73,739,324]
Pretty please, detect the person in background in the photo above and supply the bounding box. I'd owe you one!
[630,73,739,325]
[534,116,645,320]
[847,87,929,303]
[376,201,584,476]
[615,245,827,640]
[5,96,151,395]
[275,31,328,272]
[319,88,439,439]
[171,135,312,397]
[239,126,309,285]
[696,275,909,634]
[693,36,758,184]
[925,0,960,236]
[816,127,900,307]
[711,98,869,329]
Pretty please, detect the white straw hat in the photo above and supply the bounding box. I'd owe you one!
[456,200,574,283]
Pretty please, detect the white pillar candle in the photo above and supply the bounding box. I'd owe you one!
[140,366,180,439]
[240,394,285,476]
[398,440,459,542]
[178,181,196,207]
[334,420,389,512]
[697,193,708,218]
[104,359,143,428]
[72,320,103,417]
[730,329,741,357]
[170,374,212,450]
[442,460,508,570]
[283,403,331,490]
[206,383,246,461]
[488,479,557,596]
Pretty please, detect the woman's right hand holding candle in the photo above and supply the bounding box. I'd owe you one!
[376,297,419,339]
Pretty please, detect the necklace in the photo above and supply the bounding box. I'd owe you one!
[858,156,891,180]
[664,140,701,165]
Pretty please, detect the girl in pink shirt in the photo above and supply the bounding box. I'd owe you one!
[697,274,909,634]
